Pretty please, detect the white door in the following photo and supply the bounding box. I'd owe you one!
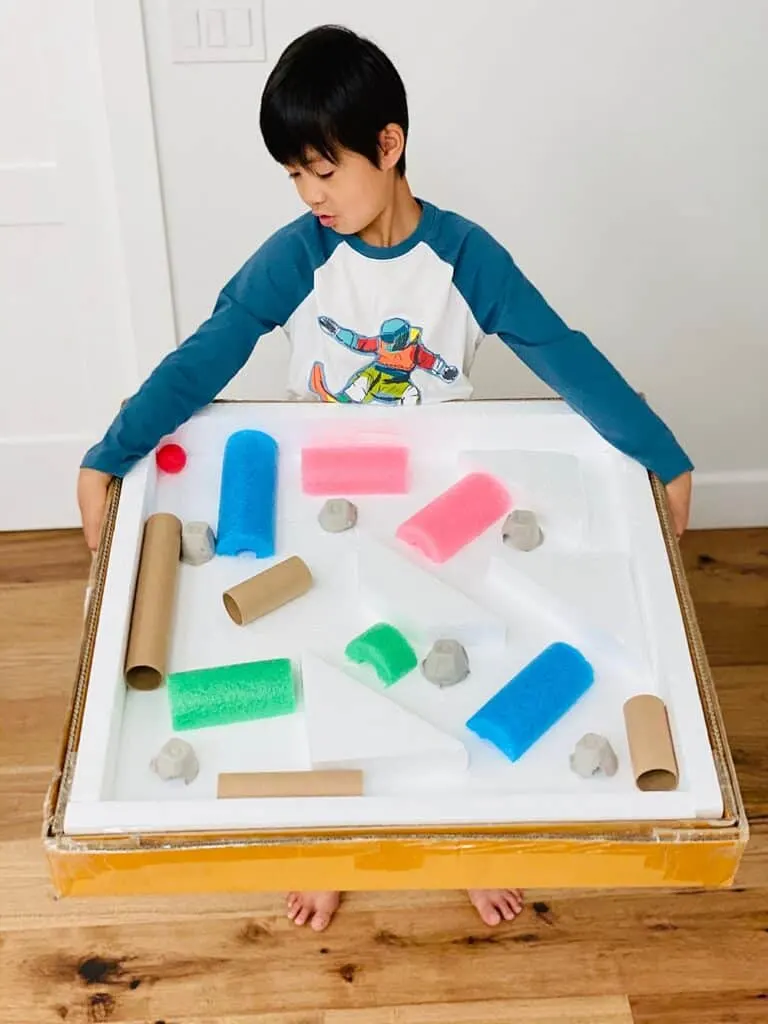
[0,0,174,530]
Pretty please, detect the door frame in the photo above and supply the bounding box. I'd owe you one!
[92,0,176,379]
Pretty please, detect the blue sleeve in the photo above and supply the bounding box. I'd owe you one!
[445,221,694,484]
[81,215,325,477]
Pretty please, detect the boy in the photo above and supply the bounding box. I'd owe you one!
[78,25,693,931]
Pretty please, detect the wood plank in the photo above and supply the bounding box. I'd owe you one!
[322,996,634,1022]
[0,770,50,843]
[680,528,768,667]
[26,997,631,1024]
[0,694,72,770]
[0,580,86,700]
[736,820,768,887]
[630,990,768,1023]
[712,664,768,820]
[0,528,90,585]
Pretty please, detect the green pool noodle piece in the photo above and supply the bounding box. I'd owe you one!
[167,658,296,731]
[345,623,418,685]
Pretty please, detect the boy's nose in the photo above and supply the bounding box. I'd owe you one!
[305,184,327,208]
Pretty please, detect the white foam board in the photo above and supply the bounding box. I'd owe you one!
[459,448,588,547]
[486,548,653,686]
[63,401,723,834]
[301,654,468,774]
[358,537,506,650]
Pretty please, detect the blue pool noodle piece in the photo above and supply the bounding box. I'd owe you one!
[466,642,594,762]
[216,429,278,557]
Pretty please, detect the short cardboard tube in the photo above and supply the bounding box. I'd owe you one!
[623,694,679,791]
[223,555,312,626]
[124,513,182,690]
[218,770,363,798]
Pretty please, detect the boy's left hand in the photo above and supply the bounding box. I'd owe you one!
[665,471,692,538]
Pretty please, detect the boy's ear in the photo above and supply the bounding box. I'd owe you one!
[378,123,405,171]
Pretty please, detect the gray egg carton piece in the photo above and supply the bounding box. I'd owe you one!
[181,521,216,565]
[318,498,358,533]
[569,733,618,778]
[502,509,543,552]
[421,638,470,687]
[151,738,199,784]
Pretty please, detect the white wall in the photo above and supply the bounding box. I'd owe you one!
[141,0,768,526]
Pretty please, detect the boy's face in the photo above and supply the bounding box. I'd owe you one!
[286,146,392,236]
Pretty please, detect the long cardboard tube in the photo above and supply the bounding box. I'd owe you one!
[623,694,679,791]
[124,513,181,691]
[217,770,363,799]
[223,555,312,626]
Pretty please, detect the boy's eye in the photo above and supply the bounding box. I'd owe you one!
[316,171,334,180]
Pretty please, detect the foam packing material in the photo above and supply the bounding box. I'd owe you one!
[167,658,296,731]
[396,472,511,562]
[467,642,594,762]
[216,430,278,557]
[301,445,409,495]
[345,622,418,685]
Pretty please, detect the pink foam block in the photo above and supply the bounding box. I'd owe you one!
[396,472,512,563]
[302,445,409,495]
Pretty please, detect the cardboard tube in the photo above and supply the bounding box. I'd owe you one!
[124,513,181,691]
[217,770,363,799]
[223,555,312,626]
[623,694,679,791]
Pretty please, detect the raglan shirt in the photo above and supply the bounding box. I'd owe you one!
[81,200,693,483]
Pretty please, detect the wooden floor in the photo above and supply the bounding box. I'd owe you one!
[1,528,766,1024]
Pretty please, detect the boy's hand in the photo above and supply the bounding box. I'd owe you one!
[664,470,692,538]
[77,467,113,552]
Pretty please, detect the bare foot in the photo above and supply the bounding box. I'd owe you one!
[286,890,341,932]
[467,888,524,926]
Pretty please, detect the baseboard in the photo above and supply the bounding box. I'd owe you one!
[690,469,768,529]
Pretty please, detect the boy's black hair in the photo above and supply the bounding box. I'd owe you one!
[260,25,408,176]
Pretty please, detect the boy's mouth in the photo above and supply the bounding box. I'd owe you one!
[317,214,336,227]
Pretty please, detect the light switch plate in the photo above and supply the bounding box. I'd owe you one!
[169,0,266,63]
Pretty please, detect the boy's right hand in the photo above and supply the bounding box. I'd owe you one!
[77,467,113,552]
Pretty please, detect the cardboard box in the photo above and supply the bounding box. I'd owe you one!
[44,402,747,897]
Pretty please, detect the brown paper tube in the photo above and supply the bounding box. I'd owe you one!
[623,694,679,791]
[223,555,312,626]
[124,513,181,691]
[217,770,363,799]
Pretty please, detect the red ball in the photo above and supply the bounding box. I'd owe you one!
[156,442,187,474]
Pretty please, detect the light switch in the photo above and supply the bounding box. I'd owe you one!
[205,9,227,47]
[226,8,253,47]
[170,0,266,63]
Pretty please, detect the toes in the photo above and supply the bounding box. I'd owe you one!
[499,899,517,921]
[311,912,331,932]
[505,890,524,915]
[477,899,502,926]
[286,897,303,921]
[484,906,502,926]
[294,905,312,927]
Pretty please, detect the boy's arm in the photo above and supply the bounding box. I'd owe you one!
[82,225,315,478]
[456,227,694,485]
[81,291,267,477]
